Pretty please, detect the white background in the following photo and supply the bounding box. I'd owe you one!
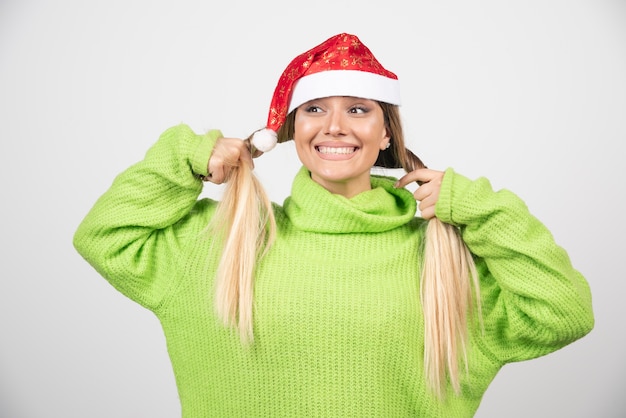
[1,0,625,417]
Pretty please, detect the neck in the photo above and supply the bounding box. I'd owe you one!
[310,174,372,199]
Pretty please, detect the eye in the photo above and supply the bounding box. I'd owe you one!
[348,105,369,114]
[303,104,323,113]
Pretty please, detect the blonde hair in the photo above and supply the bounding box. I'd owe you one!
[209,157,275,342]
[211,103,481,397]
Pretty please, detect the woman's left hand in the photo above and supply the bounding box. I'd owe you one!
[395,168,445,220]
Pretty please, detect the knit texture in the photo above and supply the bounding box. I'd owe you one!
[74,124,594,417]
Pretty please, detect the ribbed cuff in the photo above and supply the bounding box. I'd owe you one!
[191,129,222,177]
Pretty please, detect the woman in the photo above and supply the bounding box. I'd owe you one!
[73,33,594,417]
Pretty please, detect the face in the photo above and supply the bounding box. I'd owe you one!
[293,96,390,198]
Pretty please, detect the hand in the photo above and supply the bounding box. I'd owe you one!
[205,137,255,184]
[395,168,445,220]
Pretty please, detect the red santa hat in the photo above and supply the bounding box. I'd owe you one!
[251,33,401,152]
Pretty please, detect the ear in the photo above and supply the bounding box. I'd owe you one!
[379,129,391,151]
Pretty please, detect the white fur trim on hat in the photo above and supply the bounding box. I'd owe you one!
[288,70,401,113]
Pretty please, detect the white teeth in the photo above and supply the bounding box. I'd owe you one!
[317,146,356,155]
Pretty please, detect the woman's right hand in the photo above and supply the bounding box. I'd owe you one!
[205,137,255,184]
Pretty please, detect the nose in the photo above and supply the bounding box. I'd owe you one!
[324,109,347,137]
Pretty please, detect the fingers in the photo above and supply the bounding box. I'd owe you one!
[415,184,439,220]
[419,205,437,220]
[416,191,439,219]
[205,164,226,184]
[395,168,444,220]
[206,137,254,184]
[394,168,441,189]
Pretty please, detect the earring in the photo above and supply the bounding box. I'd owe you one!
[385,142,391,149]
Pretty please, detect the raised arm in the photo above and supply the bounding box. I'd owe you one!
[73,124,221,309]
[435,168,594,363]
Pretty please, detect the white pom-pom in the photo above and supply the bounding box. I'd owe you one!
[251,128,278,152]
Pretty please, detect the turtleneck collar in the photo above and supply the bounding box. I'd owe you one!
[283,167,417,234]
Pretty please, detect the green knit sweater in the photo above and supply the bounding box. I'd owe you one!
[73,124,594,417]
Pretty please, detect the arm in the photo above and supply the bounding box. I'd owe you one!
[436,168,594,363]
[73,124,221,309]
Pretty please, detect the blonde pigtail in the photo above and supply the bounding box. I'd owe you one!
[211,158,276,343]
[402,149,482,397]
[420,219,481,397]
[382,102,482,397]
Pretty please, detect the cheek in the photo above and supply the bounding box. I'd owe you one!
[294,116,317,139]
[293,117,319,151]
[292,133,313,165]
[363,122,388,146]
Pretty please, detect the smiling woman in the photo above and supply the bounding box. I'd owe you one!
[73,32,594,417]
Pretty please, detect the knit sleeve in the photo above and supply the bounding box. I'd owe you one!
[435,168,594,364]
[73,124,222,310]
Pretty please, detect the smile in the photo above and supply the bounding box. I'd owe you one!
[315,146,358,155]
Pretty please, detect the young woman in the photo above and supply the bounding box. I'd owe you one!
[73,33,594,417]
